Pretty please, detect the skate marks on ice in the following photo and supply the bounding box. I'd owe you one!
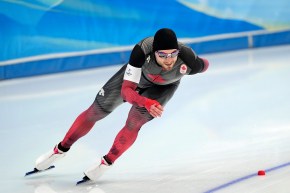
[26,182,106,193]
[24,173,109,193]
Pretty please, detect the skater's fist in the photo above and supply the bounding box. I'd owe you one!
[145,98,163,118]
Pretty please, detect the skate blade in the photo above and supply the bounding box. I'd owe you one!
[25,165,55,176]
[76,176,91,185]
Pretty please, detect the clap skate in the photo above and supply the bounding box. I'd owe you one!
[76,157,112,185]
[25,144,66,176]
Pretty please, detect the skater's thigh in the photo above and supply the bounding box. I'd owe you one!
[95,64,127,112]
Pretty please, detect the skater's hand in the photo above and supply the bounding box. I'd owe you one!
[145,99,164,118]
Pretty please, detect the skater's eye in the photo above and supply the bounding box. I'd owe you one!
[156,50,179,58]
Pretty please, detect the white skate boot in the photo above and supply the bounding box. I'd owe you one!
[35,145,66,170]
[85,157,112,181]
[77,157,112,185]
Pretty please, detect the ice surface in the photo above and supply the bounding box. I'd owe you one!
[1,45,290,193]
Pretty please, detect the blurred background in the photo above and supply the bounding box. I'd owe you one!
[1,0,290,80]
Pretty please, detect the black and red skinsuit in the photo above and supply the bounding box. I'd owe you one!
[59,37,209,164]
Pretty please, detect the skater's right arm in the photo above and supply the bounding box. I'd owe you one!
[121,43,163,117]
[121,80,163,117]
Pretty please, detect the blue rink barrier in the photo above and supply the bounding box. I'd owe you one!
[0,29,290,80]
[0,50,132,80]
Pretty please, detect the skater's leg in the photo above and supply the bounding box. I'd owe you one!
[82,83,180,181]
[35,102,111,171]
[34,65,127,170]
[61,101,110,148]
[105,106,153,163]
[84,106,153,181]
[35,101,110,171]
[61,64,127,148]
[105,82,180,163]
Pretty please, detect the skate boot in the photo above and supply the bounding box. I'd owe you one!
[77,157,112,184]
[35,144,67,170]
[85,156,112,181]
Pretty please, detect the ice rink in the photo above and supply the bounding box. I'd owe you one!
[1,45,290,193]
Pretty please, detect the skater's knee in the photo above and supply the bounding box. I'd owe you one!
[86,102,110,122]
[125,112,152,131]
[125,120,142,131]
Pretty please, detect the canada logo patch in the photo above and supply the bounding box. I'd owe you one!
[180,64,187,74]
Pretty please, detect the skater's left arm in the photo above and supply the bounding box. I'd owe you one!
[121,44,163,117]
[179,45,209,74]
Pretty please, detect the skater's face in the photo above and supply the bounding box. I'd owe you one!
[155,49,179,71]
